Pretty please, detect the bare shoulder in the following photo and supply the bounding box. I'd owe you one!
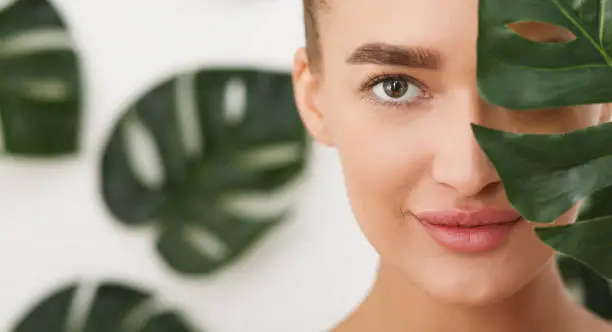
[598,321,612,332]
[326,305,373,332]
[565,303,612,332]
[581,316,612,332]
[328,322,347,332]
[327,315,361,332]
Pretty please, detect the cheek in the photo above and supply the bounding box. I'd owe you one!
[335,132,421,249]
[320,91,434,241]
[571,104,609,128]
[507,104,606,134]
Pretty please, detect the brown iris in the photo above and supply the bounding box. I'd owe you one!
[383,79,409,98]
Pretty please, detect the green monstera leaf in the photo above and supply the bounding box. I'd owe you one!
[558,184,612,309]
[477,0,612,109]
[558,254,612,319]
[101,68,308,275]
[474,0,612,281]
[470,123,612,223]
[10,282,199,332]
[0,0,82,155]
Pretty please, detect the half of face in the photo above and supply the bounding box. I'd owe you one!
[292,0,610,305]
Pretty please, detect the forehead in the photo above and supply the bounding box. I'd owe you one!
[317,0,576,73]
[319,0,480,54]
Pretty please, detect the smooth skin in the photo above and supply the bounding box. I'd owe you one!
[292,0,612,331]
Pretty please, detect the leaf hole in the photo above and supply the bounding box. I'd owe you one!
[0,29,73,58]
[223,77,247,124]
[506,21,576,43]
[22,79,71,101]
[238,143,303,170]
[122,297,158,331]
[565,280,585,304]
[183,225,230,261]
[122,112,165,189]
[66,281,97,332]
[221,178,303,220]
[175,72,203,157]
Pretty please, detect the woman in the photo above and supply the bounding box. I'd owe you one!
[291,0,612,331]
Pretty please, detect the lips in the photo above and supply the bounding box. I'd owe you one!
[413,208,523,253]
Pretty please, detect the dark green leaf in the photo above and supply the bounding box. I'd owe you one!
[558,255,612,319]
[11,282,199,332]
[471,123,612,223]
[558,254,583,283]
[101,69,308,275]
[537,216,612,280]
[475,0,612,281]
[477,0,612,110]
[141,313,193,332]
[0,0,82,155]
[11,284,74,332]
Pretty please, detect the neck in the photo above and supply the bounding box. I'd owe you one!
[349,258,591,332]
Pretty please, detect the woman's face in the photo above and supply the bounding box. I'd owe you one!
[293,0,610,305]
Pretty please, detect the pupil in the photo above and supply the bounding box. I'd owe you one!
[384,79,408,98]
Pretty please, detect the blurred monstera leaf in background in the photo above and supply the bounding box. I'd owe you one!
[558,254,612,319]
[474,0,612,315]
[10,282,200,332]
[102,68,308,275]
[554,188,612,319]
[0,0,82,155]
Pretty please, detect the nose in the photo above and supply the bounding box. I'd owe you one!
[431,97,501,197]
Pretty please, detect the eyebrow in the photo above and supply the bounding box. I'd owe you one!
[346,43,441,70]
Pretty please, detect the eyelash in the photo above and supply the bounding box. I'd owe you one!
[359,72,431,109]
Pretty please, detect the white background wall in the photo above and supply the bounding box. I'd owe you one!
[0,0,378,331]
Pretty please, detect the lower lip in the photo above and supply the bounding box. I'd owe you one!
[421,219,523,253]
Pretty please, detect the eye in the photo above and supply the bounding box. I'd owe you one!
[371,76,423,103]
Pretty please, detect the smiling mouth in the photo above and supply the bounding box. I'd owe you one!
[411,208,525,253]
[424,217,523,229]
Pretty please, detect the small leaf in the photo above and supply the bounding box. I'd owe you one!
[0,0,82,155]
[10,282,200,332]
[101,69,308,275]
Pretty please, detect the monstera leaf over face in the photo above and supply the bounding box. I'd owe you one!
[475,0,612,280]
[477,0,612,109]
[0,0,82,155]
[10,282,199,332]
[102,68,308,275]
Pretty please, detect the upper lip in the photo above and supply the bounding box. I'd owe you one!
[413,208,522,228]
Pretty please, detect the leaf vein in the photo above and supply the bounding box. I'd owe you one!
[551,0,612,65]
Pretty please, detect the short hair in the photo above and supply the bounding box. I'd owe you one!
[303,0,325,72]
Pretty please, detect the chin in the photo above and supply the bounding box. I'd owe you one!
[389,223,557,307]
[420,271,534,306]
